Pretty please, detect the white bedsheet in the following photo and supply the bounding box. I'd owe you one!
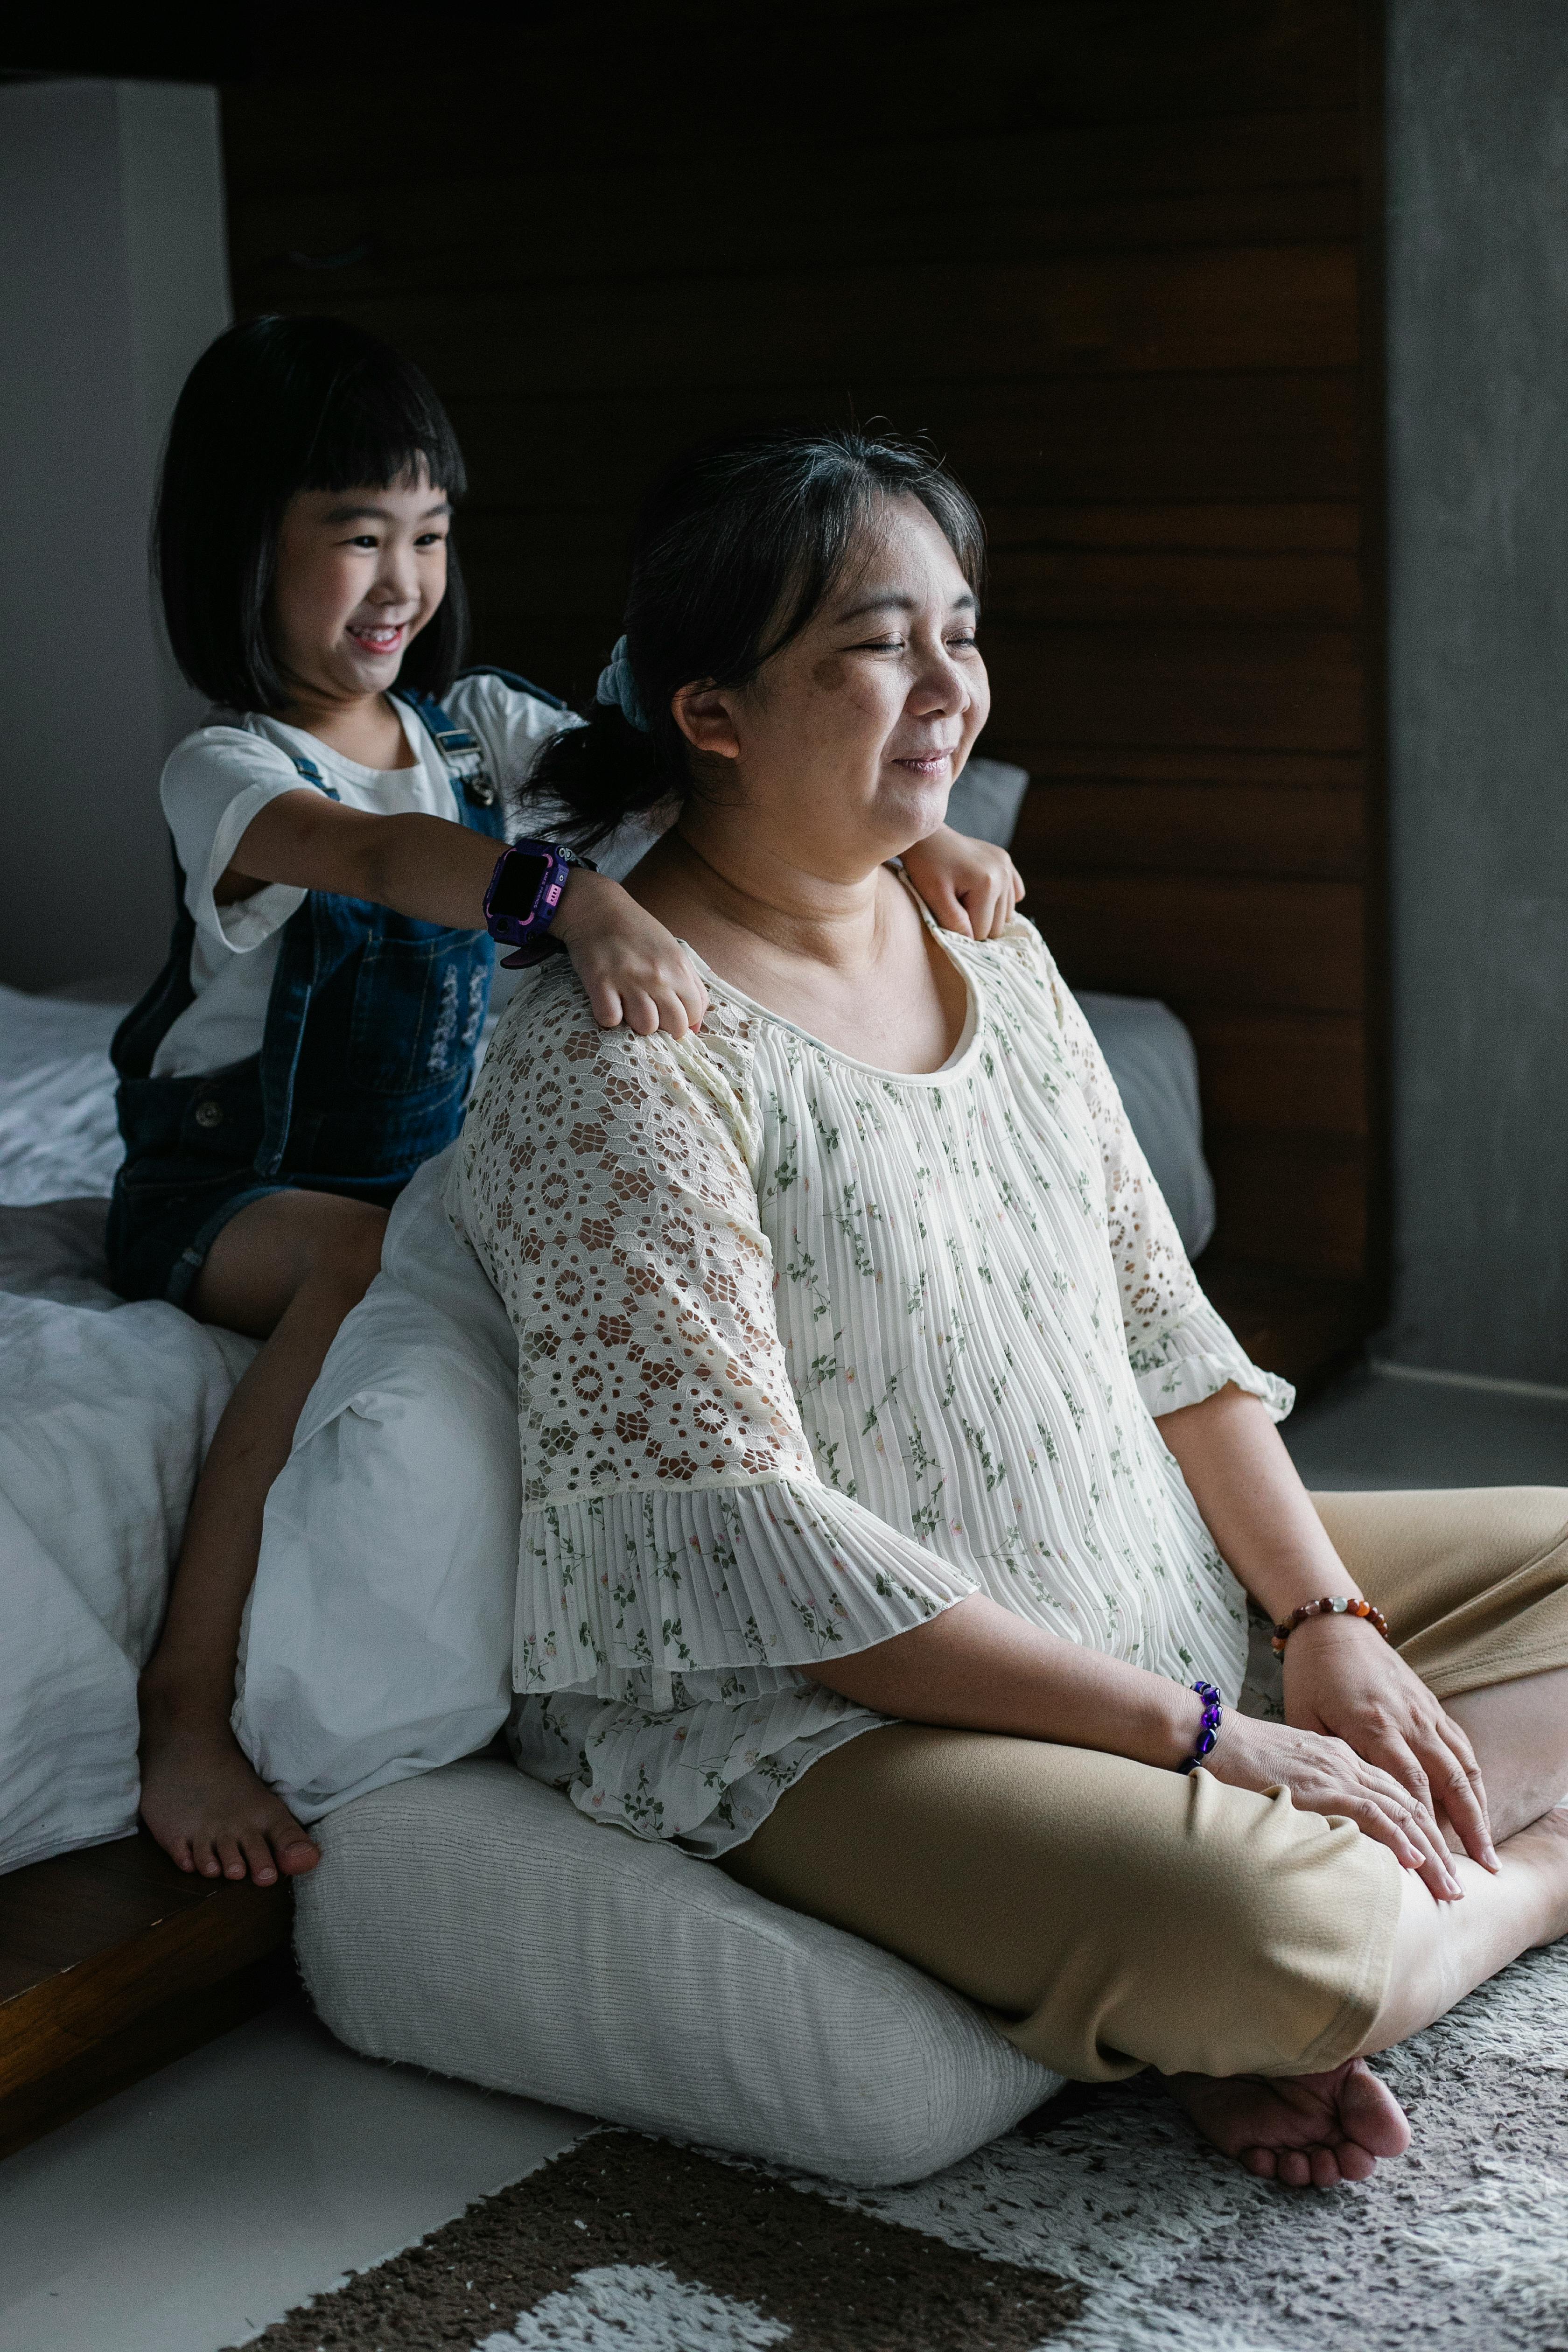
[0,1003,254,1876]
[0,983,127,1207]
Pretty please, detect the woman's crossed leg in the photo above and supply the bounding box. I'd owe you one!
[725,1586,1568,2188]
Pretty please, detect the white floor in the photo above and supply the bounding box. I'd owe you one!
[1283,1362,1568,1490]
[4,1365,1567,2352]
[0,2002,586,2352]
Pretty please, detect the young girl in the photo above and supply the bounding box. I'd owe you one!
[118,315,1024,1890]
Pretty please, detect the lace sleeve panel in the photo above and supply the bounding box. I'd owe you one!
[452,973,809,1503]
[448,972,978,1693]
[1134,1293,1294,1424]
[1021,928,1293,1423]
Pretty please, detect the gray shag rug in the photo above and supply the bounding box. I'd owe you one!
[233,1936,1568,2351]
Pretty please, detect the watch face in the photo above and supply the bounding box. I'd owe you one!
[490,851,552,921]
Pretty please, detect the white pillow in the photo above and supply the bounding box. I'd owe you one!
[295,1756,1060,2187]
[235,1146,520,1820]
[943,754,1030,847]
[0,1202,252,1875]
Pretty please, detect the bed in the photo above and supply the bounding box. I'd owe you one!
[0,984,288,2159]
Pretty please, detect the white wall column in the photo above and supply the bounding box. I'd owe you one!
[0,78,230,994]
[1383,1,1568,1386]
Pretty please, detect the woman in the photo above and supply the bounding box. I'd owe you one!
[449,428,1568,2190]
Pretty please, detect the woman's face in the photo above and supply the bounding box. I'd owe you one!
[679,496,990,871]
[269,467,449,707]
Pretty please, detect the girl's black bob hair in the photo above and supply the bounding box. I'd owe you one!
[156,315,469,712]
[529,424,985,848]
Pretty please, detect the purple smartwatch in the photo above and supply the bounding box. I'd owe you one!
[483,840,595,968]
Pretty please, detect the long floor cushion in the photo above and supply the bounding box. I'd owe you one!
[293,1755,1060,2188]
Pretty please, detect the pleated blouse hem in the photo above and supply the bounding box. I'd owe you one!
[1135,1348,1294,1423]
[512,1471,979,1697]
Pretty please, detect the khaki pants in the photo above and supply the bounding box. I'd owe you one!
[721,1489,1568,2083]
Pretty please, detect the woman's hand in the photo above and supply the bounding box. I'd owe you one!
[1204,1707,1467,1899]
[1281,1616,1497,1872]
[552,869,709,1036]
[900,825,1025,941]
[1153,1386,1498,1878]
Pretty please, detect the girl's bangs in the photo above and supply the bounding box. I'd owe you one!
[298,360,469,500]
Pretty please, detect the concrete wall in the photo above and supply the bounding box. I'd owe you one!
[1384,0,1568,1387]
[0,80,230,996]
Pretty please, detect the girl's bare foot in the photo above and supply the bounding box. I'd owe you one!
[139,1686,320,1887]
[1164,2056,1411,2188]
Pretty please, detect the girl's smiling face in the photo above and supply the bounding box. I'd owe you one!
[269,467,450,709]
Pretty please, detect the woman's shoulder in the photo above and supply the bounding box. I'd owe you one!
[945,911,1090,1060]
[480,959,757,1122]
[462,965,763,1213]
[950,907,1059,993]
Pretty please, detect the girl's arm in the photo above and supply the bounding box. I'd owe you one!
[224,790,705,1036]
[900,823,1025,940]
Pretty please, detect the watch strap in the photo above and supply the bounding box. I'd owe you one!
[484,839,572,964]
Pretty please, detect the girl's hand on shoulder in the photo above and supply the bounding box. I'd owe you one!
[551,869,708,1038]
[1203,1706,1466,1901]
[901,825,1025,941]
[1280,1614,1497,1872]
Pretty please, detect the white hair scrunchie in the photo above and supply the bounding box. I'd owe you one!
[594,635,651,733]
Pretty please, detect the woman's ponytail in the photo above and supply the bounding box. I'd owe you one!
[530,694,678,850]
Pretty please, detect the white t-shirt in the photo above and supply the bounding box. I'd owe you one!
[150,673,567,1080]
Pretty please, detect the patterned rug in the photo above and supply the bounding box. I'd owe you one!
[232,1938,1568,2352]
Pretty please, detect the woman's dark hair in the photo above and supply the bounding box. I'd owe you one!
[155,315,469,711]
[532,426,985,845]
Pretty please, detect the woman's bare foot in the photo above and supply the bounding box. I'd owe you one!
[139,1685,320,1887]
[1164,2057,1411,2188]
[1512,1803,1568,1938]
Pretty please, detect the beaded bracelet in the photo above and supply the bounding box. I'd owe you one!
[1271,1595,1391,1657]
[1178,1680,1224,1775]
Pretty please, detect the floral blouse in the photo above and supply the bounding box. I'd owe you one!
[447,910,1292,1856]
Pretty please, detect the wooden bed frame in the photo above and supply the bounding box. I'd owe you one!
[0,1835,290,2161]
[4,0,1386,2161]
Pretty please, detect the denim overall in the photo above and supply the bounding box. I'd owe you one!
[106,678,545,1305]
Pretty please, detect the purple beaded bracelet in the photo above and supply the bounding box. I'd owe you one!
[1178,1680,1224,1775]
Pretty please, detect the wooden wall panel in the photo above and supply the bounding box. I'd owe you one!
[1188,1013,1368,1136]
[284,245,1359,397]
[983,624,1364,752]
[235,165,1361,289]
[1206,1139,1369,1278]
[221,2,1364,168]
[1014,782,1364,878]
[1024,876,1366,1011]
[989,546,1363,628]
[442,372,1365,524]
[222,0,1386,1384]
